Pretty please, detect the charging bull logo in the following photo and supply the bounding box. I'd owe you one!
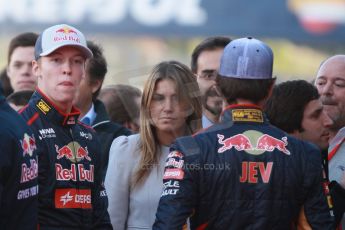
[256,134,290,155]
[217,134,253,153]
[20,133,37,157]
[56,27,77,34]
[55,142,91,163]
[217,131,290,155]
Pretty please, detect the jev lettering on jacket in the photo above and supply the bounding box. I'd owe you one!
[239,161,273,183]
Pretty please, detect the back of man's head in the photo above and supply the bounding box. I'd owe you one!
[98,84,141,130]
[191,36,231,73]
[217,37,275,104]
[265,80,320,133]
[86,41,108,101]
[7,32,38,64]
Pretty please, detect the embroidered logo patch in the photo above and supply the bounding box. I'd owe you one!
[232,109,263,122]
[36,99,51,114]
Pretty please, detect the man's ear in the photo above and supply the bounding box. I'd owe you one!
[267,79,276,99]
[32,60,40,78]
[91,79,103,94]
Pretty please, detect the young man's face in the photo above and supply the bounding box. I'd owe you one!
[297,99,333,150]
[7,46,37,92]
[33,46,86,112]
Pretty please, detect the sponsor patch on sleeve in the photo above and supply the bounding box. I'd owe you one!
[163,168,184,180]
[167,150,184,159]
[165,157,184,168]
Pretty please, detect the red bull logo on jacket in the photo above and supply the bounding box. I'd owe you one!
[55,142,92,163]
[217,131,290,155]
[218,134,253,153]
[20,133,37,157]
[21,158,38,183]
[56,163,94,182]
[256,134,290,155]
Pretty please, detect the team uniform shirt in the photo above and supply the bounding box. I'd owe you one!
[154,104,334,230]
[20,89,112,230]
[0,95,38,229]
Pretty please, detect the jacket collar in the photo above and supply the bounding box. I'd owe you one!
[92,100,110,126]
[220,104,269,124]
[30,88,81,127]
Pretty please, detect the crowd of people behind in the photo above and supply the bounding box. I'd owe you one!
[0,23,344,230]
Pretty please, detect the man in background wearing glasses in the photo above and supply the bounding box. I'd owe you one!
[191,36,231,128]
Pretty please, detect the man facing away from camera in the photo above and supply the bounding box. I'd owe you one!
[153,37,334,230]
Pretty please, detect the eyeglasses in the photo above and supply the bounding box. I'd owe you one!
[197,70,218,81]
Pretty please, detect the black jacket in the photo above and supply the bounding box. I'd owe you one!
[0,95,38,229]
[20,90,112,229]
[91,100,131,177]
[154,105,334,230]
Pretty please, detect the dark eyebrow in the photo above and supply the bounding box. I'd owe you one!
[201,69,216,73]
[153,93,164,96]
[310,107,322,118]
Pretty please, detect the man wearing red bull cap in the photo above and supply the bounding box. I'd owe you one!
[0,83,38,229]
[153,37,334,229]
[19,24,112,229]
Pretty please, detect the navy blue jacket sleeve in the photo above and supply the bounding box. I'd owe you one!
[153,137,200,230]
[302,142,334,229]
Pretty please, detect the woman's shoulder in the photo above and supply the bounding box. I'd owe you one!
[109,134,141,160]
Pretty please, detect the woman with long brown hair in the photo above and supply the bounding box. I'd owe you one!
[104,60,202,229]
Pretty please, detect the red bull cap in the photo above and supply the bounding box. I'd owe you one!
[219,37,273,79]
[35,24,93,60]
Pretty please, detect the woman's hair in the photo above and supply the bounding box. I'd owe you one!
[134,60,202,185]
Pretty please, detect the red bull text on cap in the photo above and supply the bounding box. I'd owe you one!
[34,24,93,60]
